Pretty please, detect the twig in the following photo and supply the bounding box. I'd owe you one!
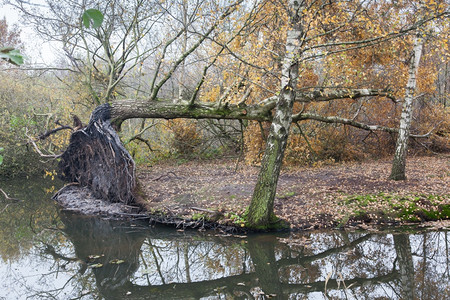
[0,188,20,202]
[152,171,180,181]
[25,131,61,158]
[234,119,245,172]
[0,188,21,214]
[410,121,443,138]
[38,125,73,140]
[0,203,10,214]
[191,207,217,214]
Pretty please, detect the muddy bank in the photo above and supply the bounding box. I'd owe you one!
[53,184,242,233]
[53,185,141,216]
[136,155,450,230]
[54,155,450,232]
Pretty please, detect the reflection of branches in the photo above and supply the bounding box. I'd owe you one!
[282,271,399,295]
[277,234,373,267]
[122,233,403,299]
[28,267,84,300]
[43,243,81,263]
[0,188,22,213]
[145,238,166,284]
[122,268,399,299]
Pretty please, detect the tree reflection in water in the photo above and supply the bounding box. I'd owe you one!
[1,211,449,299]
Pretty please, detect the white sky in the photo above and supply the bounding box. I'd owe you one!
[1,0,59,65]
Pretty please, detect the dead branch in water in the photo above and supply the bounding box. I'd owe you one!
[0,188,20,202]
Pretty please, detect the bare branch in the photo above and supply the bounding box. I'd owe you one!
[410,121,443,138]
[296,88,396,102]
[37,125,73,140]
[0,189,20,202]
[25,132,61,159]
[150,1,244,100]
[292,112,437,138]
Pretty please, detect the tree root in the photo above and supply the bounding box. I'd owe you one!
[58,104,138,205]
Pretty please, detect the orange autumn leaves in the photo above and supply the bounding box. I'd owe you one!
[195,0,449,165]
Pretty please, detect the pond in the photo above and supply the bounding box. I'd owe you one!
[0,179,449,299]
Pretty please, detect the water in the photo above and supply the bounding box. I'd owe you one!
[0,179,449,299]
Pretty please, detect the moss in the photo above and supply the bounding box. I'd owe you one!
[340,193,450,226]
[246,137,282,229]
[440,204,450,216]
[245,213,290,231]
[192,213,209,221]
[278,191,295,198]
[345,194,378,206]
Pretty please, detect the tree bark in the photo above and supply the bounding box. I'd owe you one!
[246,0,305,229]
[389,33,423,181]
[109,88,393,124]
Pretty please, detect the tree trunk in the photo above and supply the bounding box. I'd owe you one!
[393,234,415,299]
[246,0,304,229]
[56,88,395,210]
[389,33,423,181]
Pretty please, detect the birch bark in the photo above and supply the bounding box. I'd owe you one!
[389,33,423,180]
[246,0,305,228]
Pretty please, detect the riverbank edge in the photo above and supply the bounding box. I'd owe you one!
[53,184,450,233]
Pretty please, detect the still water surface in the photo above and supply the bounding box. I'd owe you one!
[0,178,449,299]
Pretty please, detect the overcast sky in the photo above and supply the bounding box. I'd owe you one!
[1,0,58,65]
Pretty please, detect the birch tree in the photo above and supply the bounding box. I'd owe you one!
[246,0,305,228]
[389,32,423,180]
[13,0,449,229]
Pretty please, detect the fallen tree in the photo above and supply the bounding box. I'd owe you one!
[54,87,426,210]
[20,0,447,230]
[58,104,137,205]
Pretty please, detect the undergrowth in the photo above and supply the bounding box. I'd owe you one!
[339,193,450,225]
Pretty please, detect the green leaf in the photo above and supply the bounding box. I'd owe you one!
[0,47,24,65]
[0,155,3,166]
[82,9,104,29]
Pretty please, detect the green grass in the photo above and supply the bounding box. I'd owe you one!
[339,193,450,225]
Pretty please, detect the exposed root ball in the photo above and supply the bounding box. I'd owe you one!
[59,104,136,205]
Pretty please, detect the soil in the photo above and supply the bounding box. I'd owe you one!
[136,155,450,231]
[53,155,449,232]
[53,185,142,216]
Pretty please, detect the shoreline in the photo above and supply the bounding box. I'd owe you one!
[54,155,449,232]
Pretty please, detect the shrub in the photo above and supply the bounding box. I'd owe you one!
[167,119,202,157]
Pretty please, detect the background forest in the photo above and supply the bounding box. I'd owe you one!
[0,0,448,179]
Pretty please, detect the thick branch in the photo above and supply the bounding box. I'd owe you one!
[296,88,395,102]
[111,88,393,122]
[108,85,439,138]
[110,99,274,123]
[293,112,432,138]
[293,112,397,133]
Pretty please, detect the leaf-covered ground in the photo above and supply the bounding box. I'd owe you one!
[137,155,450,231]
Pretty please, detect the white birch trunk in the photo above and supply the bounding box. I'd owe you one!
[246,0,305,228]
[389,33,423,180]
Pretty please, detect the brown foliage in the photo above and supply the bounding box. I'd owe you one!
[167,119,202,156]
[0,17,21,48]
